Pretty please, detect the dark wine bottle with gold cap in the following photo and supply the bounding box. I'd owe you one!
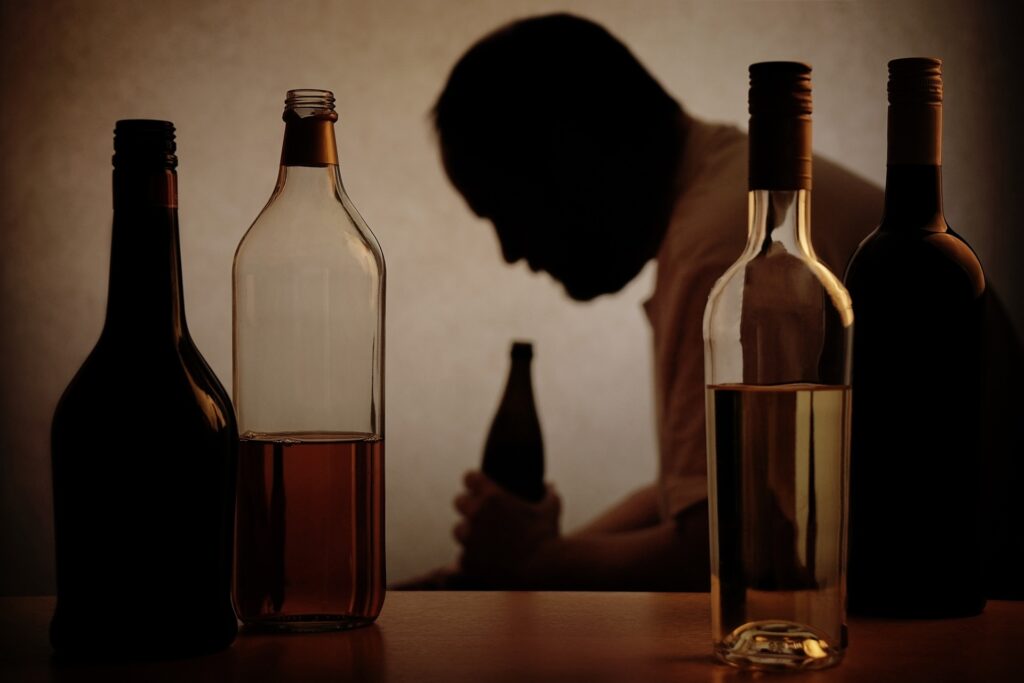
[845,58,986,618]
[232,90,386,631]
[50,120,238,659]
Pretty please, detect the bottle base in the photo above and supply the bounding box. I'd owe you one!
[715,621,844,671]
[241,614,377,633]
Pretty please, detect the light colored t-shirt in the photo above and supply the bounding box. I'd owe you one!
[644,117,883,520]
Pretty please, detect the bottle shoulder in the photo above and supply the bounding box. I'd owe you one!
[705,247,852,327]
[846,225,985,298]
[234,179,384,273]
[53,334,236,437]
[177,336,237,432]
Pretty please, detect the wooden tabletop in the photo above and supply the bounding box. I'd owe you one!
[1,593,1019,682]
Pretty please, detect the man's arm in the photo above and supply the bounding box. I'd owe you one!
[532,501,709,591]
[454,471,709,591]
[570,484,662,537]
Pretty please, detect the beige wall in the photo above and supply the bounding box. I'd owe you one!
[1,0,1020,594]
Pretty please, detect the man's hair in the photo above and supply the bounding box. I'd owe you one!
[433,13,684,209]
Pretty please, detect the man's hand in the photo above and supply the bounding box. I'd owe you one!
[453,470,561,587]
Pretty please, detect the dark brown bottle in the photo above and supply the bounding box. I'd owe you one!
[482,341,545,502]
[845,59,986,618]
[50,120,239,658]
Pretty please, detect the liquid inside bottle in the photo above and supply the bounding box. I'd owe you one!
[234,432,384,629]
[708,383,849,669]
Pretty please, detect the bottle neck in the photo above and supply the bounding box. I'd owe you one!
[888,101,941,166]
[506,357,535,400]
[746,103,813,255]
[881,165,945,231]
[748,117,812,192]
[273,115,342,198]
[883,102,945,231]
[281,115,338,168]
[746,189,814,259]
[104,167,186,341]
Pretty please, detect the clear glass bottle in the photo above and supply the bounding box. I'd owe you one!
[703,63,852,671]
[232,90,386,631]
[482,341,545,502]
[845,58,986,618]
[51,120,238,659]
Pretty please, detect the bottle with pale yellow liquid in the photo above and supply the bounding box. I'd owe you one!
[703,63,853,671]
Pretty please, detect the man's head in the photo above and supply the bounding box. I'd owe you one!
[434,13,686,301]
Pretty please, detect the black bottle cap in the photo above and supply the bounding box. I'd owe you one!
[886,58,943,165]
[888,58,942,106]
[113,119,177,169]
[749,62,812,117]
[748,62,812,191]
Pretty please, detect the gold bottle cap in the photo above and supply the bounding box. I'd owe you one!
[280,89,339,167]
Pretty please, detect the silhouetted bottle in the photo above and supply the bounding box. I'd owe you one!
[233,90,386,631]
[845,58,986,618]
[703,63,852,671]
[50,120,238,659]
[482,341,545,502]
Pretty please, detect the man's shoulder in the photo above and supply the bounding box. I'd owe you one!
[688,117,746,146]
[662,119,749,273]
[683,118,747,176]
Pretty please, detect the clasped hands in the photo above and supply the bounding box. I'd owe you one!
[453,470,561,588]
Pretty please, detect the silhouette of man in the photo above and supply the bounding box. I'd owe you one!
[432,13,882,590]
